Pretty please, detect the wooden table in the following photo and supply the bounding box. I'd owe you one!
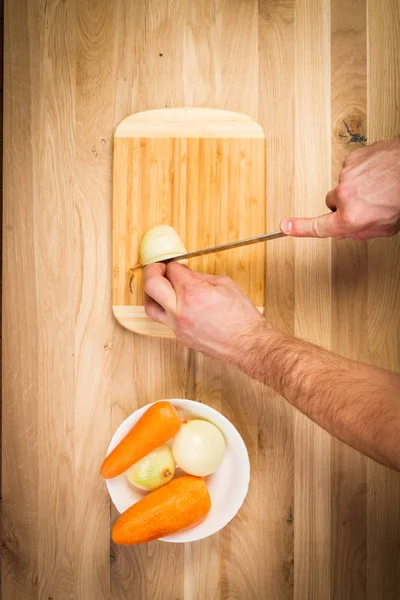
[3,1,400,598]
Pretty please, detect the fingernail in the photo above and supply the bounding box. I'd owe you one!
[281,219,293,234]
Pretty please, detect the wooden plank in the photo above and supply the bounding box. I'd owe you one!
[74,0,119,597]
[109,3,150,597]
[330,0,368,598]
[219,368,266,599]
[367,1,400,598]
[182,5,226,597]
[181,3,260,596]
[34,1,77,597]
[293,0,332,598]
[2,1,39,597]
[258,0,296,597]
[182,4,228,597]
[205,2,270,599]
[109,2,189,599]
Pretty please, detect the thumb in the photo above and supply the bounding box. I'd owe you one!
[280,212,340,238]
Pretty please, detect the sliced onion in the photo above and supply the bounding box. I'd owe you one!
[139,225,188,266]
[126,444,176,491]
[172,420,226,477]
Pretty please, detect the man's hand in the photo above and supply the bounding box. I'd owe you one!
[280,137,400,239]
[144,262,266,362]
[144,261,400,471]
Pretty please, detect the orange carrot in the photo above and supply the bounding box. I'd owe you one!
[100,401,182,479]
[112,476,211,544]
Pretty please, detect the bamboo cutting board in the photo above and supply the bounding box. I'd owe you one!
[112,108,266,337]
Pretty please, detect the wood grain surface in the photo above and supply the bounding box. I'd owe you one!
[2,1,400,599]
[112,108,266,336]
[330,0,368,598]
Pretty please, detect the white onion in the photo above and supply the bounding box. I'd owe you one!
[139,225,188,266]
[126,444,176,491]
[172,420,226,477]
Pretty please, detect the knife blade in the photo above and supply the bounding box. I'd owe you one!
[132,230,285,271]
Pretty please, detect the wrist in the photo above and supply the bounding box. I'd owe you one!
[231,318,286,381]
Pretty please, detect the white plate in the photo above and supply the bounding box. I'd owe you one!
[106,399,250,543]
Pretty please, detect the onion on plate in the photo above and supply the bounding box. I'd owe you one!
[126,444,176,491]
[172,419,226,477]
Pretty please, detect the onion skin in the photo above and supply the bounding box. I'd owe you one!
[172,420,226,477]
[139,224,188,266]
[126,445,176,491]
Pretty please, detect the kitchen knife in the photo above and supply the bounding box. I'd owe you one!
[132,230,285,271]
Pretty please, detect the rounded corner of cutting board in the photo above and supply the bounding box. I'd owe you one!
[114,107,265,139]
[112,305,176,338]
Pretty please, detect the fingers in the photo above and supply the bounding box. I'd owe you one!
[146,260,232,323]
[144,263,177,314]
[166,262,234,290]
[280,211,341,238]
[144,294,169,325]
[165,262,199,291]
[280,219,293,235]
[144,261,167,278]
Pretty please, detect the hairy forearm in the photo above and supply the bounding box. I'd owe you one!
[236,325,400,471]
